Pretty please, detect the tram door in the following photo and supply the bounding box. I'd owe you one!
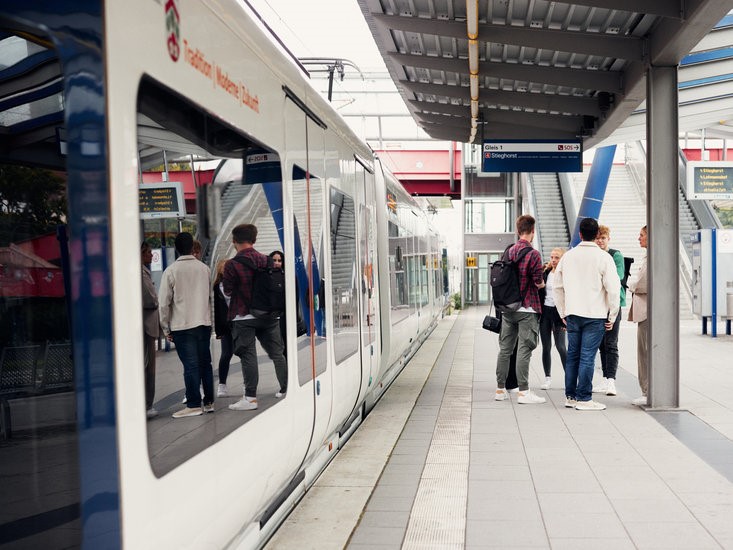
[466,252,500,305]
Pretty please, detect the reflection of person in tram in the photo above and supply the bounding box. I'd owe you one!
[141,241,159,419]
[213,259,233,398]
[270,250,306,361]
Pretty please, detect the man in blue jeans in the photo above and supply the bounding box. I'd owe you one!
[553,218,620,411]
[158,232,215,418]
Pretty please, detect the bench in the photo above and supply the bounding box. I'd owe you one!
[0,341,74,439]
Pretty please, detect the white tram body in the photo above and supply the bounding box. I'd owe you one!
[0,0,446,548]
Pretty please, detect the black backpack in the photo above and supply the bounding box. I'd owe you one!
[608,248,634,289]
[490,244,533,312]
[234,255,285,320]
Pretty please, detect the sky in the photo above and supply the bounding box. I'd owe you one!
[247,0,388,72]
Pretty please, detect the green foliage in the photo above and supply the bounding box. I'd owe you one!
[0,164,67,245]
[142,218,198,248]
[716,207,733,229]
[452,292,462,310]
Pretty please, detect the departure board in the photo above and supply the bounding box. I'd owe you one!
[139,182,185,219]
[482,140,582,173]
[687,162,733,200]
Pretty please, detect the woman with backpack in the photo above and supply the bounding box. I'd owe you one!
[538,247,567,390]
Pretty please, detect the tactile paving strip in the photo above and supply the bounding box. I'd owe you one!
[402,334,473,549]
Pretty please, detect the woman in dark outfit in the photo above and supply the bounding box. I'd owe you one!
[214,258,233,397]
[538,247,567,390]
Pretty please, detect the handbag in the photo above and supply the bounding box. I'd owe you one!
[482,300,502,334]
[482,314,502,333]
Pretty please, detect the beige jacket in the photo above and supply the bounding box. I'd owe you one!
[158,255,212,336]
[553,241,621,321]
[142,265,160,338]
[628,254,647,322]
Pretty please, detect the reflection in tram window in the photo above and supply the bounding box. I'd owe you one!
[292,165,327,385]
[330,189,358,364]
[0,33,81,548]
[136,77,287,476]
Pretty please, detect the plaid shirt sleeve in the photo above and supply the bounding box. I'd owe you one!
[513,241,543,312]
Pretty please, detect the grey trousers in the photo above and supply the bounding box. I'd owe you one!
[637,319,649,395]
[496,311,540,391]
[231,318,287,398]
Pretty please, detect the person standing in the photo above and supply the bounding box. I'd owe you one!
[554,218,620,411]
[538,248,567,390]
[159,232,215,418]
[213,258,233,398]
[593,225,626,396]
[628,225,648,406]
[141,242,159,419]
[223,224,287,410]
[494,215,546,404]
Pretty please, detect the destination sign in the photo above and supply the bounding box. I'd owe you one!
[687,162,733,200]
[139,182,186,219]
[482,140,582,173]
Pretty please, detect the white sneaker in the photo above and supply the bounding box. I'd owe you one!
[146,408,159,419]
[275,391,286,398]
[517,390,546,404]
[203,403,215,413]
[605,379,617,396]
[575,400,607,411]
[540,377,552,390]
[229,396,258,411]
[593,378,608,393]
[632,395,647,406]
[565,398,578,408]
[495,389,509,401]
[217,384,229,398]
[508,387,519,394]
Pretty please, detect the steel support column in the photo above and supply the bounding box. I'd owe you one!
[646,65,680,409]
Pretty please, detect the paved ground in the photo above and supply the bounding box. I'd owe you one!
[267,306,733,550]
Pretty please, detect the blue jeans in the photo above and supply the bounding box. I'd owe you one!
[565,316,606,402]
[172,325,214,408]
[231,318,287,398]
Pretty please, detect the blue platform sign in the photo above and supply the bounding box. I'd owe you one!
[482,140,582,173]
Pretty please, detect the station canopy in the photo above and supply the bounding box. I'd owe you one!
[355,0,733,147]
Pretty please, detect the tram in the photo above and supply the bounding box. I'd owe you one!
[0,0,447,548]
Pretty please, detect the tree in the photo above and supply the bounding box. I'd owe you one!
[0,164,67,245]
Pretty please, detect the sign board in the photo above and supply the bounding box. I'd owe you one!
[687,162,733,200]
[139,182,185,219]
[150,248,163,272]
[482,140,582,173]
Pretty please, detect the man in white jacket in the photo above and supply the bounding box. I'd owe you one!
[159,232,214,418]
[554,218,620,411]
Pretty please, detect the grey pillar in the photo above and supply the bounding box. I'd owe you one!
[646,65,680,409]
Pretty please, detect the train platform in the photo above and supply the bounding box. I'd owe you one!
[266,307,733,550]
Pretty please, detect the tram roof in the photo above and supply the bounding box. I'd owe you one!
[355,0,733,148]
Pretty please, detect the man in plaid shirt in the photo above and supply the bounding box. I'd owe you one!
[222,224,287,411]
[495,215,546,404]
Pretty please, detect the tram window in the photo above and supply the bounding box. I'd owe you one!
[291,164,327,386]
[329,188,358,364]
[137,77,287,476]
[0,33,81,548]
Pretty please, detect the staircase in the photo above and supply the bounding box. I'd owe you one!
[529,173,570,260]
